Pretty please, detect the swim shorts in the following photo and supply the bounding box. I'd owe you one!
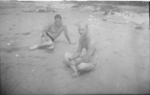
[42,32,55,42]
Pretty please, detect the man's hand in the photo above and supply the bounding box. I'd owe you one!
[82,56,90,62]
[70,54,76,60]
[42,31,49,41]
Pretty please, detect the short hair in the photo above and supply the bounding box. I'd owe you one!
[54,14,62,20]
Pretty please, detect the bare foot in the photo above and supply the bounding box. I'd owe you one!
[72,72,80,78]
[48,45,54,50]
[29,45,38,51]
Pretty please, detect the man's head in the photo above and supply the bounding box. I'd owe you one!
[78,22,89,37]
[54,14,62,26]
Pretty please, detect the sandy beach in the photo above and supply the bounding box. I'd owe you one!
[0,1,149,94]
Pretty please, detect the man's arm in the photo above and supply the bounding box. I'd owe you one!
[72,38,83,60]
[63,25,72,44]
[82,46,95,62]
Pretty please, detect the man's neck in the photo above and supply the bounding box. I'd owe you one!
[82,35,90,42]
[55,23,62,28]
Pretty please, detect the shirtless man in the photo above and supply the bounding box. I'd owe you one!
[29,14,73,50]
[65,22,98,78]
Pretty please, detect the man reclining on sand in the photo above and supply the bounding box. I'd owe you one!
[29,14,74,50]
[64,22,98,78]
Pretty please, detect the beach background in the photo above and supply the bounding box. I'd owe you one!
[0,0,149,94]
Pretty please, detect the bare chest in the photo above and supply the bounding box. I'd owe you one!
[81,40,88,49]
[81,39,95,50]
[50,26,64,34]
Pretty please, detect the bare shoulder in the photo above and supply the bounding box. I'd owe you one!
[45,23,53,29]
[43,23,51,31]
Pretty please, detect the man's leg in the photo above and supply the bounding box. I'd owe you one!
[64,52,73,64]
[74,57,83,64]
[68,57,86,77]
[77,58,98,72]
[64,53,81,78]
[41,34,47,43]
[77,63,96,72]
[45,32,55,50]
[48,41,54,49]
[39,34,53,47]
[64,53,78,73]
[69,60,80,78]
[69,57,84,78]
[29,35,53,50]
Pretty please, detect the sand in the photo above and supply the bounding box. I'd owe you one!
[0,1,149,94]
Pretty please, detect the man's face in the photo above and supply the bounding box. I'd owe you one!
[55,18,62,26]
[78,27,87,37]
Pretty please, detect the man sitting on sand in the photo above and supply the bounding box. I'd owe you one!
[29,14,74,50]
[64,22,98,78]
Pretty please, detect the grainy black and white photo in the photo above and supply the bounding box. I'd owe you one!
[0,0,149,94]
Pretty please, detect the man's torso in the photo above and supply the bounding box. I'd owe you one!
[47,23,64,39]
[80,38,96,59]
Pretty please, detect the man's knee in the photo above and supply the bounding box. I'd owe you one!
[48,40,53,45]
[41,32,47,40]
[41,36,46,42]
[65,52,72,59]
[64,52,73,63]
